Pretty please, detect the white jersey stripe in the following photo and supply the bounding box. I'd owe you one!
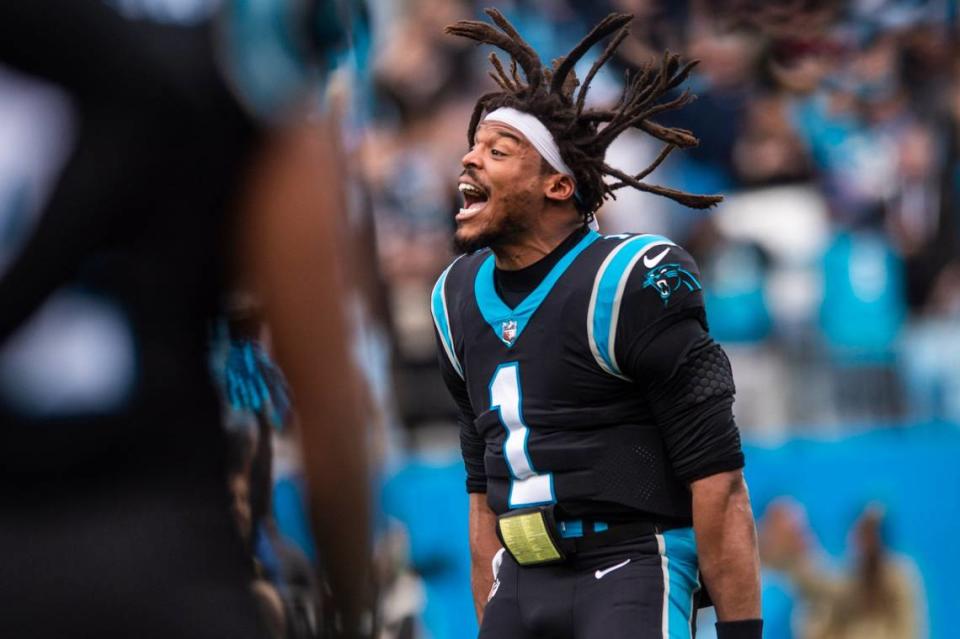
[586,239,632,379]
[587,235,675,380]
[606,240,674,374]
[657,532,670,639]
[430,257,465,379]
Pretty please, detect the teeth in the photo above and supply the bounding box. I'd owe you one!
[458,183,485,197]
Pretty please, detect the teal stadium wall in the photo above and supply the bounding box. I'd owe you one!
[384,421,960,638]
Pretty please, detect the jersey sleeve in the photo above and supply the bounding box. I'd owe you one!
[613,243,707,379]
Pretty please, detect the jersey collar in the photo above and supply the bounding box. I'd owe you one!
[474,229,600,347]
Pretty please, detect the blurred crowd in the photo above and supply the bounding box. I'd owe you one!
[359,0,960,435]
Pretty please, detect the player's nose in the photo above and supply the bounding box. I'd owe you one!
[461,146,482,169]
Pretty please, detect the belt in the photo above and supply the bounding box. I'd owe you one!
[557,518,662,552]
[497,507,678,567]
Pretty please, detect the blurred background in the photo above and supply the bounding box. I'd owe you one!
[2,0,959,638]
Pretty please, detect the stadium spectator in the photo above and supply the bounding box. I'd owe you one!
[760,499,924,639]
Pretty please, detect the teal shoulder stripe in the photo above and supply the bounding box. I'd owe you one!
[431,257,464,379]
[658,527,700,639]
[474,230,600,347]
[587,234,675,379]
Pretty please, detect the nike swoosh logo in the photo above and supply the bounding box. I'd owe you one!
[594,558,631,580]
[643,247,670,268]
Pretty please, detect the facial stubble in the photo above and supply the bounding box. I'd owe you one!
[453,184,541,254]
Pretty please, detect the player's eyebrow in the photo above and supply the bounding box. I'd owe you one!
[474,127,524,147]
[490,130,522,145]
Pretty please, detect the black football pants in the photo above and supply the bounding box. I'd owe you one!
[480,529,701,639]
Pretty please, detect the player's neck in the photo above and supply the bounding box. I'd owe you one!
[492,209,583,271]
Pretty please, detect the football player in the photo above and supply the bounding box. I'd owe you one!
[433,10,762,639]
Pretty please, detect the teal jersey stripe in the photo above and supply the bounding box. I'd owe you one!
[659,527,701,639]
[431,258,464,378]
[587,235,675,378]
[474,230,600,347]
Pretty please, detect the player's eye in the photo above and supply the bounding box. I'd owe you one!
[491,148,507,157]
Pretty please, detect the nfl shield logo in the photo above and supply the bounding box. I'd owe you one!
[501,320,517,344]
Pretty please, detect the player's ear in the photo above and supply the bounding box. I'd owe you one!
[543,173,575,203]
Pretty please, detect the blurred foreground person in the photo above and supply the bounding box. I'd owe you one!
[761,501,924,639]
[0,2,370,637]
[433,9,761,639]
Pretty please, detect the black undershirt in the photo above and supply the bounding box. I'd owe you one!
[494,225,589,309]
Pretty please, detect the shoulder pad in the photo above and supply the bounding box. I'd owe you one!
[586,234,679,379]
[430,255,468,379]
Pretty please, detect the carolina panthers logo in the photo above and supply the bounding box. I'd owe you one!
[642,263,702,304]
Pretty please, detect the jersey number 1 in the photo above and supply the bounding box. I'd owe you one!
[489,363,555,508]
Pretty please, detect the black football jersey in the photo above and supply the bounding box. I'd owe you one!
[433,228,715,523]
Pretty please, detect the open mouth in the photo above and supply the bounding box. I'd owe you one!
[457,181,489,219]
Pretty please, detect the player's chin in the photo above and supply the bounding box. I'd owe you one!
[453,225,485,254]
[453,213,497,253]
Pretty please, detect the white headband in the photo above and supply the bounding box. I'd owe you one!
[483,107,574,176]
[482,107,599,231]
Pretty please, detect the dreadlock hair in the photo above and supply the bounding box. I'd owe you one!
[445,9,723,225]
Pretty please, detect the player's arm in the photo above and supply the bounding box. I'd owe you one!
[641,325,762,633]
[432,329,499,621]
[241,112,371,635]
[690,470,762,623]
[616,247,761,636]
[469,493,501,622]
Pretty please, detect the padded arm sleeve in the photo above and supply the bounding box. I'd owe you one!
[639,320,745,483]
